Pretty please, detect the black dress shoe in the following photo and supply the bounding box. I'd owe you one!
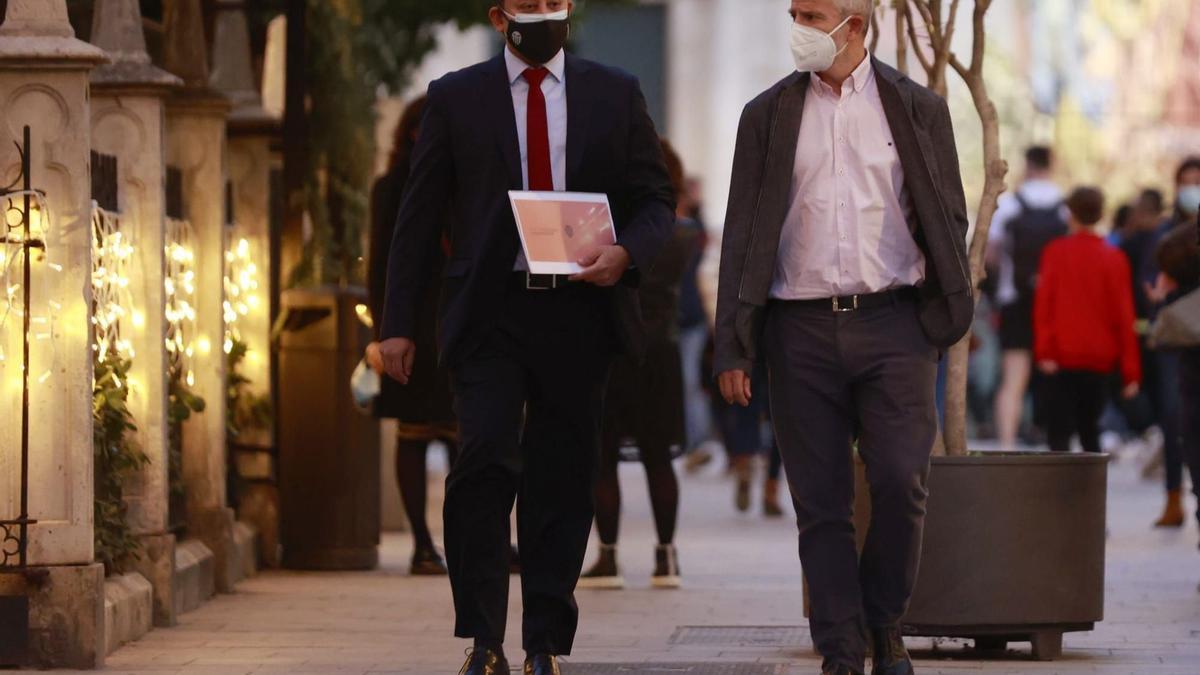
[458,648,508,675]
[870,625,914,675]
[524,653,560,675]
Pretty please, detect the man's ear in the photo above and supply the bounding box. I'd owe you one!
[488,5,508,33]
[850,15,869,41]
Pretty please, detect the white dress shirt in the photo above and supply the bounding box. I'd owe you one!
[770,55,925,300]
[505,47,567,271]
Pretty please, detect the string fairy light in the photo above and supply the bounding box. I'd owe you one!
[91,201,137,364]
[165,216,198,387]
[1,189,60,392]
[222,235,262,355]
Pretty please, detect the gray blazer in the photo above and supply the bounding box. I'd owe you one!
[714,58,973,376]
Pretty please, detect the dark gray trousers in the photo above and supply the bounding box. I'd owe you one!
[763,296,938,669]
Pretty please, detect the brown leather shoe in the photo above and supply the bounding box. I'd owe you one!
[524,653,560,675]
[458,648,508,675]
[870,625,914,675]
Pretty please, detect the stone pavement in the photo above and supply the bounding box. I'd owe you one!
[53,447,1200,675]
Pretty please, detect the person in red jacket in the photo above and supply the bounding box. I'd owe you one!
[1035,186,1142,453]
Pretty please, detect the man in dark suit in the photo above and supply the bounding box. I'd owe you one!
[377,2,674,673]
[714,2,972,674]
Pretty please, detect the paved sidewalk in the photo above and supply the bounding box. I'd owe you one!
[65,448,1200,674]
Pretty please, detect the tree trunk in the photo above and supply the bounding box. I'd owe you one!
[942,72,1007,457]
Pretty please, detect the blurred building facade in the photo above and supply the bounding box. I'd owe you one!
[379,0,1200,232]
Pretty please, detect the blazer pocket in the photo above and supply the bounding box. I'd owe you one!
[444,259,472,278]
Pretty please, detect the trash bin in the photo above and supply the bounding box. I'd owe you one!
[277,286,380,570]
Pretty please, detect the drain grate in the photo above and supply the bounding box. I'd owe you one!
[669,625,807,647]
[565,664,785,674]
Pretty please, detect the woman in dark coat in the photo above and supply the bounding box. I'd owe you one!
[579,139,697,589]
[365,95,458,575]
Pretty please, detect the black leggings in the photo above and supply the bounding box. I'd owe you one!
[396,437,459,550]
[593,431,679,547]
[1046,370,1108,453]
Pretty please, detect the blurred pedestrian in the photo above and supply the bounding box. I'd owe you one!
[374,1,674,672]
[1033,187,1141,453]
[1107,203,1133,247]
[1146,158,1200,527]
[364,95,458,576]
[1121,189,1167,322]
[988,146,1066,449]
[580,139,696,591]
[677,177,716,471]
[710,359,777,513]
[714,2,972,672]
[1148,226,1200,542]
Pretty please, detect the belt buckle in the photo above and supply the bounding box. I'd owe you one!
[525,273,557,291]
[832,295,859,312]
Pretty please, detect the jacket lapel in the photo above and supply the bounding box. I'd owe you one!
[565,54,591,190]
[873,57,940,236]
[485,53,523,190]
[742,72,807,303]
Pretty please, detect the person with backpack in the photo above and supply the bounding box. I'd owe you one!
[988,146,1067,449]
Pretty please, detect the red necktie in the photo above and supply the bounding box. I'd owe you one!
[523,68,554,191]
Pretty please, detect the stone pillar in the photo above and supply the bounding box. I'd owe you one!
[0,0,107,667]
[161,0,237,592]
[88,0,183,627]
[211,0,280,569]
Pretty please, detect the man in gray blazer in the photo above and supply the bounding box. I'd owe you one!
[714,2,973,674]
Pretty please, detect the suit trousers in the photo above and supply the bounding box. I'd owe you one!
[763,296,938,669]
[445,279,614,654]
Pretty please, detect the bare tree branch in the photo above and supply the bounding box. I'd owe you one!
[944,0,961,51]
[895,0,909,76]
[969,0,987,74]
[870,0,883,53]
[903,0,935,77]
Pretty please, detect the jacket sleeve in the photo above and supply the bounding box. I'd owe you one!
[1112,253,1142,386]
[615,77,676,276]
[932,98,970,246]
[713,102,766,378]
[1033,244,1057,364]
[380,81,453,341]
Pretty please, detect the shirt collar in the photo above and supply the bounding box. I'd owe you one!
[505,47,566,85]
[809,53,874,98]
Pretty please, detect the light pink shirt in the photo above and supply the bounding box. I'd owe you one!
[769,55,925,300]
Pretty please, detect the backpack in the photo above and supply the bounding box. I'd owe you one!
[1007,193,1067,299]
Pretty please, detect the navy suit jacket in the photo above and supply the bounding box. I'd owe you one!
[380,52,676,367]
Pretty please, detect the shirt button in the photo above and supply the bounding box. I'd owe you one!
[838,169,845,175]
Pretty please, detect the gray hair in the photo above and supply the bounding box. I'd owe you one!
[834,0,875,21]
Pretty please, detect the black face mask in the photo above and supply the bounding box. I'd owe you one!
[504,11,570,65]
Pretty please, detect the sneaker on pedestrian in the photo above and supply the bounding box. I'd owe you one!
[651,543,681,589]
[578,544,624,589]
[410,545,449,576]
